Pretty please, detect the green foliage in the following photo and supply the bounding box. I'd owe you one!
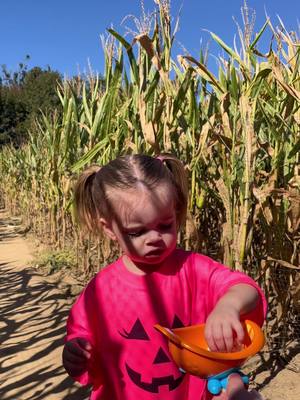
[0,86,28,145]
[22,67,62,115]
[0,63,62,146]
[32,249,76,274]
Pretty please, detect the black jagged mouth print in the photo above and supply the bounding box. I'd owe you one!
[125,363,185,393]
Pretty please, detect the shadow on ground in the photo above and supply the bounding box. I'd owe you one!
[250,346,300,391]
[0,216,91,400]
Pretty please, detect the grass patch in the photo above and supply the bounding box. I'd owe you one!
[32,249,76,275]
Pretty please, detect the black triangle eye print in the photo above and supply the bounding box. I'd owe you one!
[171,314,185,329]
[119,318,150,340]
[153,346,171,364]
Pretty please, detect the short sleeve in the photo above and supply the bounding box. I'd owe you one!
[66,284,95,343]
[65,278,102,387]
[192,253,267,326]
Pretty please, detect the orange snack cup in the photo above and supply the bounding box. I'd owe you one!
[154,320,265,378]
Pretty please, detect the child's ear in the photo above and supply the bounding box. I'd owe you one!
[99,218,117,241]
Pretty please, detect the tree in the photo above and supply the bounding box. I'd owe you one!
[22,66,62,115]
[0,63,62,147]
[0,62,28,145]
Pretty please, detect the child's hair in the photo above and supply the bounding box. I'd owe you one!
[74,153,188,234]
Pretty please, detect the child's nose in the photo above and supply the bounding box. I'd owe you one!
[146,230,162,243]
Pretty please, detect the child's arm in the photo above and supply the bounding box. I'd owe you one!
[63,337,92,378]
[64,278,101,385]
[205,284,259,352]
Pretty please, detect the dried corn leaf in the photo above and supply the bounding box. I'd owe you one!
[138,96,158,149]
[270,55,300,101]
[267,257,300,270]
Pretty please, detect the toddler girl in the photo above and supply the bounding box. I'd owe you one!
[63,154,266,400]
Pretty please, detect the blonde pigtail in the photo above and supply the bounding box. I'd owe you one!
[157,153,189,227]
[73,165,102,233]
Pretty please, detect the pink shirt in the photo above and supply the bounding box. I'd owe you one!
[66,249,267,400]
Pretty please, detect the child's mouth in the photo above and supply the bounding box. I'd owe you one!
[146,249,164,257]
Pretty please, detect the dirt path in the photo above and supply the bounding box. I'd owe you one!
[0,210,90,400]
[0,209,299,399]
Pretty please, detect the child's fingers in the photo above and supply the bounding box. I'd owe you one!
[64,348,89,364]
[205,323,227,352]
[63,339,93,379]
[77,338,92,352]
[66,340,91,359]
[226,373,246,398]
[212,332,227,352]
[63,359,88,377]
[204,323,216,351]
[231,320,245,344]
[222,323,234,352]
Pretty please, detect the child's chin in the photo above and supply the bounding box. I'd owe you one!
[141,252,170,264]
[129,247,174,266]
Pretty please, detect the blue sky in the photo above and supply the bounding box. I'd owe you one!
[1,0,299,77]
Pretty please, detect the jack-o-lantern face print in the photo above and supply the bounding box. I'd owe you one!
[119,316,186,393]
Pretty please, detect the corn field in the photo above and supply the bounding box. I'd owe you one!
[0,1,299,357]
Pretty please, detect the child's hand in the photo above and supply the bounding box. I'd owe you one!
[213,374,263,399]
[205,283,260,352]
[62,338,92,377]
[204,304,244,352]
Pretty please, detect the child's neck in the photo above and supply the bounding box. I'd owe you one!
[122,254,167,276]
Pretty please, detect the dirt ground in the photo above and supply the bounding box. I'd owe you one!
[0,209,299,400]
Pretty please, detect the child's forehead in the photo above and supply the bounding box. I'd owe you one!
[110,185,175,224]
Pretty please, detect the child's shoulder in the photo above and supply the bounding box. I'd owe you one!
[94,257,122,281]
[176,249,230,278]
[176,248,217,268]
[81,257,122,293]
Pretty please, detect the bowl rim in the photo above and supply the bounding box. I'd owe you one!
[154,319,265,361]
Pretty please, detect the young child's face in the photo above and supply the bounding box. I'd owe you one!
[105,184,177,270]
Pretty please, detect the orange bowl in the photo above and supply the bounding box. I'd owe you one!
[154,320,264,378]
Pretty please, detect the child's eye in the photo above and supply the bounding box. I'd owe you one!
[159,222,173,230]
[126,222,173,237]
[127,230,146,238]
